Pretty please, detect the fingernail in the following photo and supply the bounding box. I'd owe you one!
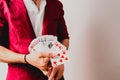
[49,53,56,58]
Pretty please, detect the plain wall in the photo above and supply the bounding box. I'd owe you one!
[61,0,120,80]
[0,0,120,80]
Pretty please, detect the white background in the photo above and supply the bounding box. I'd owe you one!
[61,0,120,80]
[1,0,120,80]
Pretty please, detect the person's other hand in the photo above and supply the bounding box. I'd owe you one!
[26,51,54,76]
[48,64,64,80]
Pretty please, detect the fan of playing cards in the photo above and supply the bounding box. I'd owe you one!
[28,35,69,67]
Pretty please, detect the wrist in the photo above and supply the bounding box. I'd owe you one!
[24,54,29,64]
[15,53,26,64]
[16,53,30,64]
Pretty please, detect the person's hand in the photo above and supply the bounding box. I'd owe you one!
[48,64,64,80]
[26,51,54,76]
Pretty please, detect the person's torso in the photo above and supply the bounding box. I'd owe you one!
[0,0,62,80]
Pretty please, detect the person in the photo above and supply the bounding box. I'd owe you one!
[0,0,69,80]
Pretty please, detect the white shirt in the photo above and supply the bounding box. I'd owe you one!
[23,0,46,37]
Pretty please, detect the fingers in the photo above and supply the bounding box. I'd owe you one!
[40,54,53,67]
[47,67,52,77]
[39,52,55,58]
[55,70,63,80]
[48,67,58,80]
[27,51,55,76]
[49,64,64,80]
[42,69,49,75]
[40,59,52,76]
[41,57,50,66]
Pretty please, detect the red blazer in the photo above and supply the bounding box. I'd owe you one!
[0,0,69,80]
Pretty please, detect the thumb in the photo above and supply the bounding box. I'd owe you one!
[39,52,55,58]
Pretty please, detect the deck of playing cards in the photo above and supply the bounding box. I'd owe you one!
[28,35,69,67]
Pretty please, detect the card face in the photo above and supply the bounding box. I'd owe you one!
[28,35,57,52]
[28,35,69,67]
[28,39,40,52]
[50,49,69,67]
[37,35,57,43]
[50,42,69,67]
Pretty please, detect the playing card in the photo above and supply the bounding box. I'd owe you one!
[54,41,66,50]
[50,48,69,67]
[28,38,40,52]
[28,35,69,67]
[37,35,57,42]
[50,41,69,67]
[28,35,57,52]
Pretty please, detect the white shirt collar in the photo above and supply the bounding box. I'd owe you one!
[24,0,46,37]
[24,0,46,13]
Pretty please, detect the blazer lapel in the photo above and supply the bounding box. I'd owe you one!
[42,0,58,35]
[9,0,36,38]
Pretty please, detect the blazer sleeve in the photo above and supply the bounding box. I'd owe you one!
[0,2,9,47]
[57,1,69,41]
